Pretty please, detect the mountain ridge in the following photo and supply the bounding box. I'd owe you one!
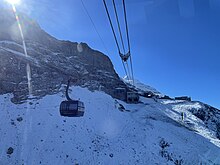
[0,8,126,103]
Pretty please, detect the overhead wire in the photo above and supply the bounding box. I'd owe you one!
[121,60,128,79]
[122,0,131,51]
[125,61,131,81]
[80,0,110,56]
[103,0,129,78]
[122,0,134,85]
[112,0,126,54]
[103,0,121,53]
[81,0,132,82]
[112,0,132,81]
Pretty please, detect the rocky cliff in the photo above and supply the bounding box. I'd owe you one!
[0,9,126,103]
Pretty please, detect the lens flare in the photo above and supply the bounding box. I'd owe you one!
[6,0,20,5]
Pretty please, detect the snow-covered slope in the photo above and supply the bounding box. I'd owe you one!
[122,77,162,96]
[0,87,219,165]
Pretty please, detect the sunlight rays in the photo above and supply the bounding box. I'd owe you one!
[5,0,20,5]
[10,3,33,96]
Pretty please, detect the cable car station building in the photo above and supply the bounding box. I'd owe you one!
[114,87,139,103]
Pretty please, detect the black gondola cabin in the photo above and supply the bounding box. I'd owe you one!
[60,100,85,117]
[59,78,85,117]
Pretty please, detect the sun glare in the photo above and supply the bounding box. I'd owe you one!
[6,0,20,5]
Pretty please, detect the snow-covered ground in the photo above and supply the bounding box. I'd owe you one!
[122,77,162,96]
[0,87,220,165]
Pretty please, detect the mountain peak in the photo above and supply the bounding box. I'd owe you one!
[0,8,58,47]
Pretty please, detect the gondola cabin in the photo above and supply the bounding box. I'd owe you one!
[127,92,139,103]
[59,78,85,117]
[60,100,85,117]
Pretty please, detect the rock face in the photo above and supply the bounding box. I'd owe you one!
[189,102,220,140]
[0,9,126,103]
[168,100,220,140]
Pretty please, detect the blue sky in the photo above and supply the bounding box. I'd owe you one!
[1,0,220,108]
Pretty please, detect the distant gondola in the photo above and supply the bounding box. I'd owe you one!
[60,79,85,117]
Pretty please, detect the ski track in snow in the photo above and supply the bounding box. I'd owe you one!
[0,87,220,165]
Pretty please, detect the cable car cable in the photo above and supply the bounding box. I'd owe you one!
[112,0,132,81]
[81,0,130,81]
[103,0,121,54]
[112,0,126,54]
[80,0,110,56]
[122,60,128,79]
[122,0,130,51]
[125,61,131,81]
[122,0,134,84]
[103,0,129,79]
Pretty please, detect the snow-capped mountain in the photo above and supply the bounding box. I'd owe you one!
[122,77,162,96]
[0,7,220,165]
